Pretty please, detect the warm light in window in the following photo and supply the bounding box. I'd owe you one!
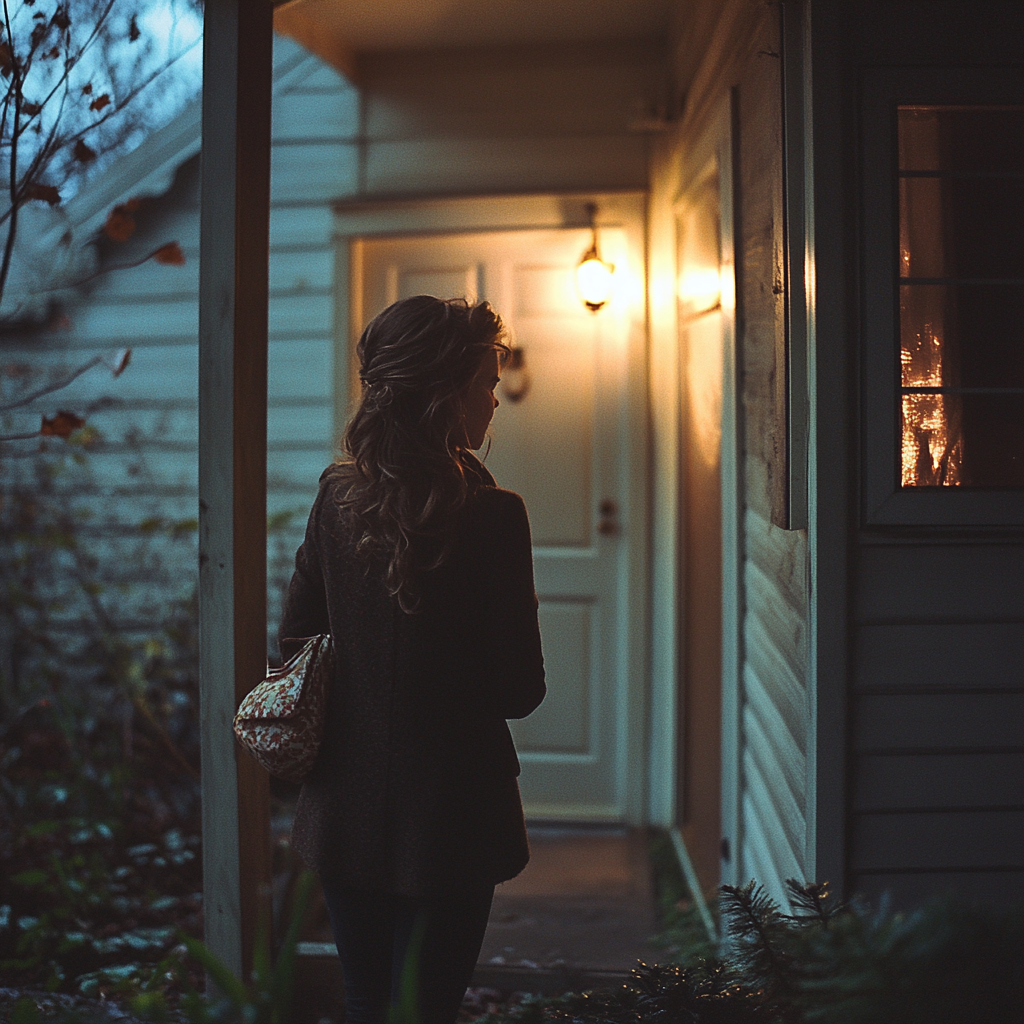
[900,320,962,487]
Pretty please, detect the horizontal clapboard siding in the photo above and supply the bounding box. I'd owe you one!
[5,33,664,655]
[853,871,1024,907]
[850,541,1024,906]
[83,247,335,301]
[855,622,1024,692]
[852,811,1024,871]
[853,545,1024,622]
[3,43,343,643]
[854,753,1024,810]
[66,293,333,343]
[853,693,1024,751]
[12,338,334,412]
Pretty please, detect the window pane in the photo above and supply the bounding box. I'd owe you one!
[898,107,1024,174]
[901,283,1024,389]
[899,176,945,278]
[960,394,1024,486]
[902,392,963,486]
[900,176,1024,279]
[902,393,1024,487]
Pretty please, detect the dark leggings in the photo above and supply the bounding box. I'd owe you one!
[319,876,494,1024]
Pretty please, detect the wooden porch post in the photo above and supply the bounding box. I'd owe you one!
[198,0,274,979]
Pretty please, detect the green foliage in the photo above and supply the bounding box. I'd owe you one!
[11,997,42,1024]
[477,881,1024,1024]
[647,829,718,965]
[794,892,1024,1024]
[164,871,316,1024]
[0,419,205,998]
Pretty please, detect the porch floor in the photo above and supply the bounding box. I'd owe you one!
[293,826,660,1018]
[471,825,658,990]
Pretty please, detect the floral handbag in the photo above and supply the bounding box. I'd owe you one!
[232,634,333,783]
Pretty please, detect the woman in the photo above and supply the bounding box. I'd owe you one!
[278,295,546,1024]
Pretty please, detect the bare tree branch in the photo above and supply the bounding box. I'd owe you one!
[0,353,103,412]
[0,0,24,302]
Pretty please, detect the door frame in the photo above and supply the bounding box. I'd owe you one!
[647,93,742,879]
[675,93,742,889]
[331,192,652,824]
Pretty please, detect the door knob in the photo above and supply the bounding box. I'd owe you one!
[597,499,619,536]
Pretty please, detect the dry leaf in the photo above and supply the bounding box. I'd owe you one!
[129,15,140,42]
[89,94,110,113]
[25,182,61,205]
[152,242,185,266]
[103,348,132,377]
[46,309,71,331]
[81,83,92,95]
[51,5,70,31]
[40,410,85,438]
[73,139,96,162]
[102,199,141,242]
[22,102,42,116]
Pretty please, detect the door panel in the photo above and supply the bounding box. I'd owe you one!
[360,228,632,820]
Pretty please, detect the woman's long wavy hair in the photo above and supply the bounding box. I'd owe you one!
[336,295,510,612]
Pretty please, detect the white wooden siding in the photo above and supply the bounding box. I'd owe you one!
[3,38,348,648]
[738,512,810,901]
[731,3,812,904]
[645,0,813,902]
[7,32,663,654]
[849,543,1024,905]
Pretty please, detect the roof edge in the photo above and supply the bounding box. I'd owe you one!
[63,34,325,238]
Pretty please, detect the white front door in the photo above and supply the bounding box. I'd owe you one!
[358,226,642,821]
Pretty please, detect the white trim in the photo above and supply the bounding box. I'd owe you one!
[64,101,203,237]
[645,136,681,828]
[716,91,744,888]
[333,191,650,239]
[670,827,717,941]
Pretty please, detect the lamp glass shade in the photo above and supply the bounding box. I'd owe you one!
[576,256,613,311]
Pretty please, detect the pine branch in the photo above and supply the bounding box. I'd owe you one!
[720,882,800,1009]
[784,879,846,928]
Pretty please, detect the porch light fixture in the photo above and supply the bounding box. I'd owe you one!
[576,202,614,312]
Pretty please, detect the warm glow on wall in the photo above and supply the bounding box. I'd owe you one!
[676,266,721,315]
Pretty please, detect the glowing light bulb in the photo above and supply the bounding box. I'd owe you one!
[577,255,613,312]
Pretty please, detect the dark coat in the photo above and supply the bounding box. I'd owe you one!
[278,458,546,898]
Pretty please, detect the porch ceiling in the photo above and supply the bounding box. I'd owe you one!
[274,0,676,78]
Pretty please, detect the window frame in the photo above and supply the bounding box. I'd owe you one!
[861,67,1024,527]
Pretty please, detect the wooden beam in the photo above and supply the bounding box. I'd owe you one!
[778,0,809,530]
[274,0,358,82]
[199,0,273,979]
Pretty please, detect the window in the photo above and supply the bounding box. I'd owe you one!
[863,71,1024,525]
[898,106,1024,489]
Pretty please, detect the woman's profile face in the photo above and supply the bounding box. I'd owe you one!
[462,348,501,450]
